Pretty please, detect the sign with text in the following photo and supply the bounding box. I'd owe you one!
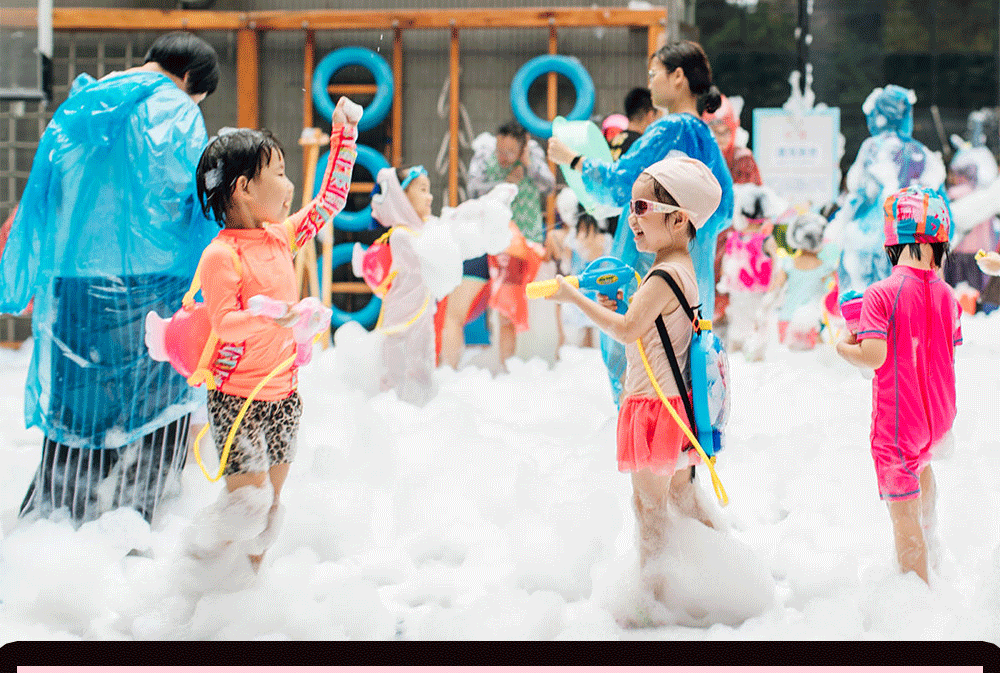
[752,107,841,208]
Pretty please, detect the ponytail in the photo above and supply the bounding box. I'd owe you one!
[698,84,723,116]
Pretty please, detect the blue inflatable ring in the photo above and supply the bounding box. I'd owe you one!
[314,144,390,232]
[312,47,393,132]
[509,55,595,139]
[324,242,382,329]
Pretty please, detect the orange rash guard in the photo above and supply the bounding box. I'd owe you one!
[198,123,358,400]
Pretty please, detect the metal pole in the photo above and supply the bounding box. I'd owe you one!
[797,0,810,78]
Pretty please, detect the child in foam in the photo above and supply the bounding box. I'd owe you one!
[553,187,613,348]
[766,212,836,350]
[836,186,960,585]
[363,165,515,405]
[182,97,360,573]
[717,184,782,360]
[543,156,721,609]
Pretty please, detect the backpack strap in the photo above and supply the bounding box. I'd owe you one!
[648,268,697,324]
[646,269,698,436]
[186,240,242,390]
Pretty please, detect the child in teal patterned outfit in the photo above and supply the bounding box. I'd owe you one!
[767,212,835,350]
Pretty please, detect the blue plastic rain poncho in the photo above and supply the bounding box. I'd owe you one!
[578,112,734,403]
[0,71,216,452]
[835,85,950,304]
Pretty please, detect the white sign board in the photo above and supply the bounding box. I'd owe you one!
[752,107,840,208]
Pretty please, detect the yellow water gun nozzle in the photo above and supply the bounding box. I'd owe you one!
[526,276,579,299]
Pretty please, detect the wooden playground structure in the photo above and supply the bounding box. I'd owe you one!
[4,6,668,336]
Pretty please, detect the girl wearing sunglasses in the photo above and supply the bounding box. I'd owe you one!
[547,41,734,407]
[543,157,726,622]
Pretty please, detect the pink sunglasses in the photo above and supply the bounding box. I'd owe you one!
[629,198,690,217]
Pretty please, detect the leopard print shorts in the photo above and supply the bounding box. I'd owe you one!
[206,389,303,476]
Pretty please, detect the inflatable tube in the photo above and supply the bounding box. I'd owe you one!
[510,55,595,139]
[315,144,390,232]
[325,242,382,329]
[312,47,393,132]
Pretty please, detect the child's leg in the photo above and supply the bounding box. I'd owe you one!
[919,465,939,571]
[248,393,303,570]
[247,462,290,571]
[631,469,673,574]
[441,278,485,369]
[886,497,928,583]
[497,314,517,369]
[668,465,715,529]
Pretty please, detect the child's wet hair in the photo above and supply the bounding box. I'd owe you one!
[650,176,697,241]
[197,128,285,227]
[885,241,949,267]
[576,212,600,237]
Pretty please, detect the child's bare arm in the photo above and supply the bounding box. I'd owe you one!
[286,97,361,253]
[767,266,787,294]
[836,333,887,369]
[547,271,677,344]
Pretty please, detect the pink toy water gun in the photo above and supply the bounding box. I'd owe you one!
[247,295,333,367]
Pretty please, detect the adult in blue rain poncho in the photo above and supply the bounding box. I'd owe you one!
[834,84,949,305]
[548,41,733,404]
[0,32,220,525]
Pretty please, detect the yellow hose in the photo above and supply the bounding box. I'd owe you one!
[192,332,323,483]
[635,337,729,506]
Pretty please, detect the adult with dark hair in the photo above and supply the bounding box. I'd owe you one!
[548,40,733,404]
[0,31,221,526]
[458,121,555,370]
[609,87,662,161]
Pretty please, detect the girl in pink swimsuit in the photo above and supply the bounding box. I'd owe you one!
[837,185,960,585]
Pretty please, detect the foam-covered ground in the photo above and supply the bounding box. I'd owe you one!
[1,311,998,641]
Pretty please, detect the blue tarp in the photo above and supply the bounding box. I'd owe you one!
[579,112,734,404]
[0,71,216,450]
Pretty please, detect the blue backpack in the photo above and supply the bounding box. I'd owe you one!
[647,269,730,459]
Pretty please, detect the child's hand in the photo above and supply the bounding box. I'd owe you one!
[545,275,578,303]
[596,289,623,312]
[332,96,363,127]
[835,332,858,360]
[271,303,301,328]
[976,250,1000,276]
[547,137,576,166]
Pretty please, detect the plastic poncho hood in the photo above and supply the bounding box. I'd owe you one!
[0,70,217,449]
[863,84,915,138]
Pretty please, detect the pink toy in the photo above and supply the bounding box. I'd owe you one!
[145,304,213,379]
[823,283,841,318]
[840,296,864,335]
[247,295,333,367]
[358,240,394,297]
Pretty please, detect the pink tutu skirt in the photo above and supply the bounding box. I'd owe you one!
[617,395,699,475]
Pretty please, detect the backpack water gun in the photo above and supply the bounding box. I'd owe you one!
[643,268,730,505]
[527,257,730,504]
[526,256,634,313]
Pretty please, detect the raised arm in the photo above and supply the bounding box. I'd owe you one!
[285,98,361,253]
